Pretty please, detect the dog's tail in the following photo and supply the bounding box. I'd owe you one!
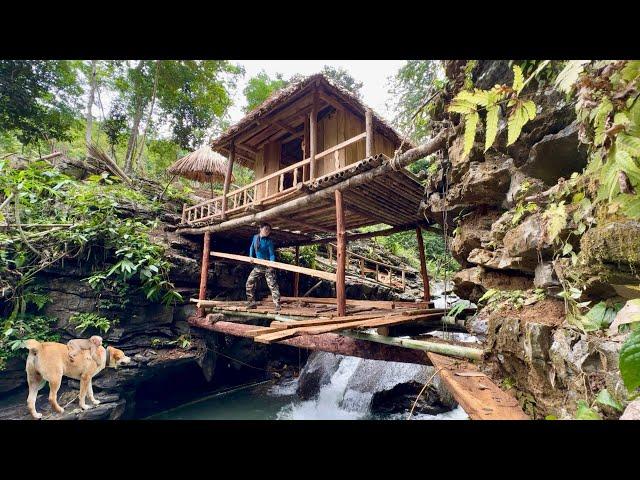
[24,339,41,355]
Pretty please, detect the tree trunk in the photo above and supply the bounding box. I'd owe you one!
[85,60,97,151]
[133,60,160,168]
[123,102,144,174]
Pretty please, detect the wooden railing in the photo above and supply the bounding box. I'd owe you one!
[327,244,411,292]
[181,130,368,224]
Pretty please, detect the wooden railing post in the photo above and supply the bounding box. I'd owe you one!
[365,108,373,158]
[335,189,346,316]
[197,231,211,317]
[181,204,187,224]
[416,227,431,302]
[309,89,318,180]
[294,245,300,298]
[221,143,235,219]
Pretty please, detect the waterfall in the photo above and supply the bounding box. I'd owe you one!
[274,352,468,420]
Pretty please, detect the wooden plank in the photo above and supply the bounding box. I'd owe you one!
[210,251,337,282]
[365,108,373,157]
[254,313,443,344]
[276,296,394,309]
[315,132,366,161]
[427,352,529,420]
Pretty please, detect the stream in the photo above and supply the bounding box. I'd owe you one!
[148,352,469,420]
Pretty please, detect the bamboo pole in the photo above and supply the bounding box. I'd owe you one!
[335,189,346,317]
[343,331,484,361]
[197,231,211,317]
[416,227,431,302]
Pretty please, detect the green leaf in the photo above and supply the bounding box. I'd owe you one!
[478,288,498,303]
[463,111,479,158]
[616,134,640,159]
[621,194,640,219]
[555,60,589,93]
[542,202,567,243]
[512,65,524,94]
[562,243,573,256]
[575,400,602,420]
[620,60,640,83]
[595,389,624,412]
[594,98,613,146]
[620,329,640,391]
[484,105,499,152]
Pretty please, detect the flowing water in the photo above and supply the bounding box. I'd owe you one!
[148,353,469,420]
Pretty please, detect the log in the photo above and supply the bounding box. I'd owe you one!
[275,296,395,309]
[335,189,346,316]
[292,222,439,247]
[178,128,452,236]
[210,251,336,282]
[309,89,318,179]
[293,246,300,297]
[187,316,431,365]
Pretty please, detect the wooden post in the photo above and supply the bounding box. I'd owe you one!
[221,144,235,219]
[365,108,373,158]
[294,245,300,298]
[197,231,211,317]
[309,89,318,180]
[416,227,431,302]
[335,190,346,317]
[181,204,187,224]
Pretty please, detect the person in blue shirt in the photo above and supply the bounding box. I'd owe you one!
[246,222,281,311]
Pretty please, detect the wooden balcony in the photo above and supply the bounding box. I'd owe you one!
[181,131,368,225]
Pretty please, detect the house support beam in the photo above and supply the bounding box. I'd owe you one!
[416,226,431,302]
[335,190,346,317]
[197,231,211,317]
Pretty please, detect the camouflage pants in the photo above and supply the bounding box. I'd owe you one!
[246,266,280,304]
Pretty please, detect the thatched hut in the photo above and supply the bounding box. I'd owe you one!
[168,145,235,198]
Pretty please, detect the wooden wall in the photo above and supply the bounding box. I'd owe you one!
[316,108,396,177]
[253,107,397,194]
[254,140,281,200]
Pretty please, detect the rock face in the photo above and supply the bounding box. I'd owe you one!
[434,61,633,418]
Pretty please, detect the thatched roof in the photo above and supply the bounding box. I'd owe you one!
[210,73,414,168]
[168,145,234,183]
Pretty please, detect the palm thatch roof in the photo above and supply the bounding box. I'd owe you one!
[168,145,234,183]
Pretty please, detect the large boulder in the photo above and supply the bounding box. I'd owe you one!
[519,123,588,185]
[453,266,533,302]
[450,209,502,266]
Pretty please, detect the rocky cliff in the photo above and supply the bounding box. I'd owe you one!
[423,61,638,419]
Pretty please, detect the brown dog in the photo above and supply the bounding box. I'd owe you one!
[24,339,131,419]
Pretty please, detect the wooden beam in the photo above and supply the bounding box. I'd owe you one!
[188,316,432,365]
[335,189,346,317]
[197,232,211,317]
[416,227,431,302]
[221,144,235,218]
[210,251,336,282]
[315,132,367,161]
[426,352,529,420]
[309,89,318,180]
[365,108,373,157]
[178,128,451,236]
